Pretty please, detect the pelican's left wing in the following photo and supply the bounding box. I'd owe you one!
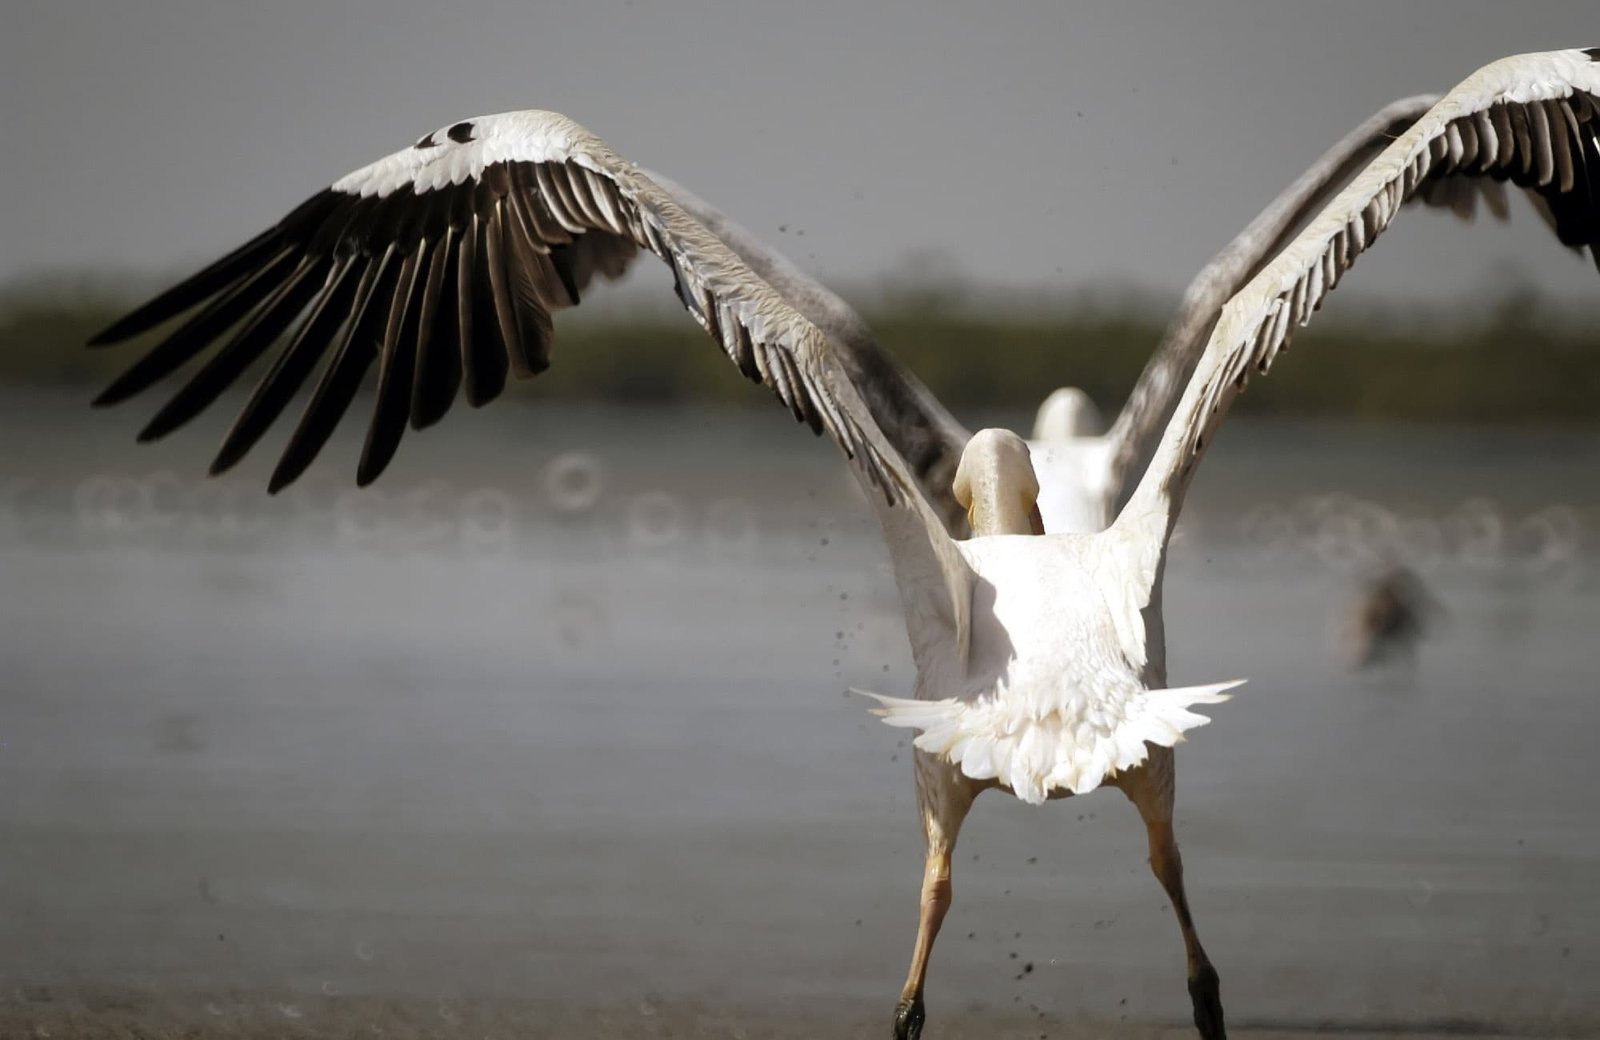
[1098,94,1439,510]
[1104,61,1600,513]
[89,110,974,667]
[1117,48,1600,563]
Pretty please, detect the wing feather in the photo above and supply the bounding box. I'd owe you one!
[409,232,461,430]
[1118,49,1600,565]
[92,246,301,406]
[211,256,367,475]
[1103,58,1600,512]
[357,248,425,486]
[268,248,401,493]
[1097,95,1440,510]
[138,255,333,443]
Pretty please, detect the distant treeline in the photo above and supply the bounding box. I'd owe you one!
[2,279,1597,422]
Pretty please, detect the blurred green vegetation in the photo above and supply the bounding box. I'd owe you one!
[2,277,1597,422]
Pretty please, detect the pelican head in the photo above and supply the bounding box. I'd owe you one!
[953,428,1045,537]
[1031,387,1104,442]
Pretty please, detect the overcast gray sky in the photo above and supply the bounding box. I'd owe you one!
[4,1,1597,307]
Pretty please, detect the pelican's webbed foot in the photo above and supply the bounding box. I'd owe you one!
[892,996,926,1040]
[1188,962,1225,1040]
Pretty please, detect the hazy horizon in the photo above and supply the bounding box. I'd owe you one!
[6,2,1600,310]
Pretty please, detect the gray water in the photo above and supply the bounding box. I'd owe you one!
[1,387,1597,1031]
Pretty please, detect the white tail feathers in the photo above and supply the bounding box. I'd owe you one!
[857,679,1243,805]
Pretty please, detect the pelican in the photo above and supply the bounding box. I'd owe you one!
[85,49,1600,1040]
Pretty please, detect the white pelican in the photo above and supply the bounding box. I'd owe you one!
[86,49,1600,1040]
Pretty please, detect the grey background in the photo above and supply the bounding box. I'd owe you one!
[5,1,1598,304]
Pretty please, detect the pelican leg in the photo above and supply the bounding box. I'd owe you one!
[1119,752,1225,1040]
[893,755,978,1040]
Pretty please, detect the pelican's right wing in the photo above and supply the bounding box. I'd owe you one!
[1102,75,1591,511]
[1118,49,1600,568]
[641,171,973,533]
[88,110,974,671]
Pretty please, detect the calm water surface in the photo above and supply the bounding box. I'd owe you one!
[1,387,1597,1030]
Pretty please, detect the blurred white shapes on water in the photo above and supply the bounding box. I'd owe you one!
[703,496,759,560]
[1512,504,1583,582]
[1339,562,1441,674]
[458,487,517,554]
[51,467,585,555]
[332,485,386,544]
[27,465,815,563]
[626,490,688,550]
[25,463,1594,590]
[401,480,458,546]
[1237,492,1586,582]
[1395,512,1447,570]
[332,481,516,555]
[74,471,273,541]
[1304,494,1401,573]
[1449,498,1506,572]
[543,451,606,516]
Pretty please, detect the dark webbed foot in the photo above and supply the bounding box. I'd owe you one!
[892,996,925,1040]
[1188,963,1225,1040]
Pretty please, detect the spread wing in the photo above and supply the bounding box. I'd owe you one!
[639,170,972,532]
[1117,49,1600,564]
[1103,70,1593,512]
[88,110,973,671]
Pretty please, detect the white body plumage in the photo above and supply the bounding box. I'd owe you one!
[867,527,1239,805]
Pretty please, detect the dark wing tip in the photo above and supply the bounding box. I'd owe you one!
[134,421,166,445]
[1584,46,1600,61]
[265,433,320,496]
[355,459,386,488]
[209,411,274,476]
[87,315,152,349]
[88,302,183,350]
[408,408,447,432]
